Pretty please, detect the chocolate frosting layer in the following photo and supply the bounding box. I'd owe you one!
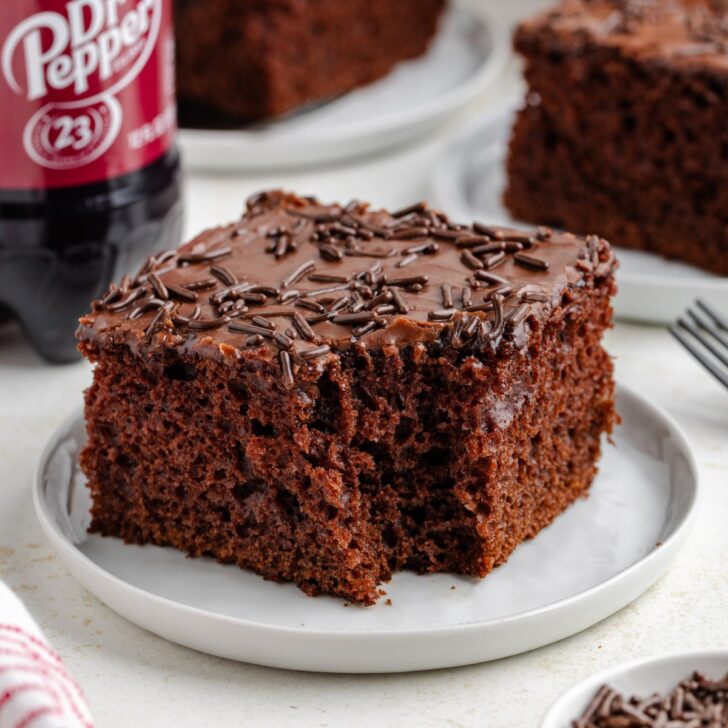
[522,0,728,70]
[77,191,615,377]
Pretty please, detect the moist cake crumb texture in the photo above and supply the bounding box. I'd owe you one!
[77,190,617,605]
[505,0,728,275]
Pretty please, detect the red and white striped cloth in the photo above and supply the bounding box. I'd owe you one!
[0,582,93,728]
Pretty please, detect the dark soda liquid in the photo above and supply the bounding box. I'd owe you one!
[0,150,182,363]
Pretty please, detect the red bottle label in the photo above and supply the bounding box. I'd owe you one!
[0,0,176,190]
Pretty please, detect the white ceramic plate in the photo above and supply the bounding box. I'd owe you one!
[541,651,728,727]
[430,105,728,325]
[34,385,697,673]
[177,3,507,171]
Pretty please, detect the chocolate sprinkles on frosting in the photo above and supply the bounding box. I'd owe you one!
[87,191,614,385]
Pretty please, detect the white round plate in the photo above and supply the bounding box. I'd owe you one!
[34,385,698,674]
[541,651,728,727]
[430,104,728,325]
[177,3,507,171]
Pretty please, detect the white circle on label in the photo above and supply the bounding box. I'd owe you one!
[23,93,122,170]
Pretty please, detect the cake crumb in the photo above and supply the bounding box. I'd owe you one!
[385,598,392,606]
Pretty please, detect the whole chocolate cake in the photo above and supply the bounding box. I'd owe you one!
[175,0,446,125]
[77,190,617,605]
[505,0,728,275]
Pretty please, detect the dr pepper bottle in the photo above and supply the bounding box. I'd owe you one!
[0,0,182,362]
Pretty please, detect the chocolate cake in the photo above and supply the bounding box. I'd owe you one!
[175,0,446,125]
[77,190,617,605]
[504,0,728,276]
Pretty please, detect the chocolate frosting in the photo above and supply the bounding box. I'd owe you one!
[523,0,728,70]
[77,191,615,378]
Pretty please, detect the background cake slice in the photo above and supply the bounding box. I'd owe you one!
[77,190,617,605]
[175,0,445,124]
[504,0,728,275]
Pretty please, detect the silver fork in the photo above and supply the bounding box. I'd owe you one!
[669,300,728,390]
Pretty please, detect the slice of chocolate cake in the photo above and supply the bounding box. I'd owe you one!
[505,0,728,275]
[77,190,617,605]
[175,0,445,125]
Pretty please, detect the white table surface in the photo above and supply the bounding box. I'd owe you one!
[1,5,727,726]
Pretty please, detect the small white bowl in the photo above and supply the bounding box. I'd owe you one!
[541,651,728,727]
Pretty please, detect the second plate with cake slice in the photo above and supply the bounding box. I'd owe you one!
[430,104,728,325]
[178,3,506,171]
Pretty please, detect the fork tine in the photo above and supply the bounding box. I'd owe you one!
[669,322,728,390]
[686,309,728,353]
[678,317,728,369]
[696,299,728,332]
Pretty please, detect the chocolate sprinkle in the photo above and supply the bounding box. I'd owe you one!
[428,309,456,321]
[286,208,340,223]
[404,242,439,255]
[520,289,549,303]
[179,246,232,264]
[514,253,549,271]
[352,321,377,337]
[282,259,317,288]
[385,275,429,287]
[389,226,429,241]
[251,316,275,330]
[368,291,393,308]
[432,229,463,241]
[278,349,294,387]
[166,283,198,303]
[471,242,505,256]
[463,315,480,339]
[148,273,168,300]
[145,302,173,339]
[463,302,494,313]
[507,303,530,327]
[210,265,238,286]
[483,251,506,269]
[127,297,164,320]
[327,296,351,313]
[186,316,229,330]
[273,332,294,350]
[441,282,453,309]
[473,222,502,238]
[320,244,344,262]
[228,321,274,338]
[299,345,331,361]
[397,253,419,268]
[183,278,218,291]
[390,288,409,314]
[107,287,145,312]
[308,273,348,284]
[332,311,375,325]
[391,202,426,218]
[279,289,301,304]
[456,235,491,248]
[292,312,316,341]
[461,250,484,270]
[295,298,326,314]
[474,270,511,286]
